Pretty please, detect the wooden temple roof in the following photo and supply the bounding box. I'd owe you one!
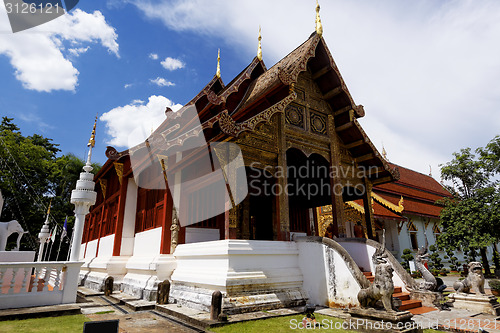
[352,163,452,220]
[104,31,399,185]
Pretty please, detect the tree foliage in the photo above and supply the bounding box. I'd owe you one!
[438,136,500,274]
[0,117,100,253]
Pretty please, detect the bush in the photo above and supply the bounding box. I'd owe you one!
[444,246,461,271]
[401,249,414,272]
[489,279,500,291]
[428,245,444,271]
[411,271,422,278]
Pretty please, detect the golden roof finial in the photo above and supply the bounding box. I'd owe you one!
[382,144,388,160]
[216,48,221,78]
[88,114,98,148]
[257,25,263,61]
[315,0,323,37]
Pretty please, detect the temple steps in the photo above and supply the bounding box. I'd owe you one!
[362,271,435,315]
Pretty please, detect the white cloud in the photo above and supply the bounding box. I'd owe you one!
[0,8,119,92]
[68,46,90,57]
[100,95,183,148]
[131,0,500,178]
[149,53,159,60]
[150,77,175,87]
[161,57,185,70]
[124,83,133,89]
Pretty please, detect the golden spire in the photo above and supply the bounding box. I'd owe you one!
[216,49,221,78]
[257,25,262,61]
[88,114,98,148]
[382,145,387,160]
[46,199,52,216]
[315,0,323,37]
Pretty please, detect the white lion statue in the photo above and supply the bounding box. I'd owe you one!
[0,220,26,251]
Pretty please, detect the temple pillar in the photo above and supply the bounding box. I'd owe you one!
[327,115,345,237]
[362,178,375,240]
[277,113,290,241]
[160,190,173,254]
[112,173,129,256]
[119,178,138,256]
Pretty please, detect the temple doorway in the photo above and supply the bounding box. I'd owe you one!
[245,166,274,240]
[286,148,332,236]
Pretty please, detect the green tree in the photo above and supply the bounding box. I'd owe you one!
[0,117,100,253]
[438,138,500,276]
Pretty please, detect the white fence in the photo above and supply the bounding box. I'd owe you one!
[0,261,83,310]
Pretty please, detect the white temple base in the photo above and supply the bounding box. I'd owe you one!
[169,240,308,314]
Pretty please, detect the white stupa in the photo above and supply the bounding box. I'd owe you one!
[69,117,98,262]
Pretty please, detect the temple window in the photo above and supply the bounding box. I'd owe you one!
[407,220,418,250]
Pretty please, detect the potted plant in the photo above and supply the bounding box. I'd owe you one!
[488,279,500,296]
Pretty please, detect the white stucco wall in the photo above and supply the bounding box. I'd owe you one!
[133,227,162,256]
[84,239,98,259]
[297,241,362,307]
[185,228,219,244]
[97,234,114,257]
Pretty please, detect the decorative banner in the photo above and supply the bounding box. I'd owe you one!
[3,0,80,33]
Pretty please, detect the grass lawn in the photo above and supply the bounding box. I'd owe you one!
[0,315,89,333]
[210,314,447,333]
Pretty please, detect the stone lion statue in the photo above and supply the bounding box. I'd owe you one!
[0,220,26,251]
[358,264,395,312]
[453,262,485,294]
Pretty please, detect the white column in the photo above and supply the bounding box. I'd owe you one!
[70,165,97,262]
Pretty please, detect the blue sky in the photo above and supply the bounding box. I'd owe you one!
[1,0,500,178]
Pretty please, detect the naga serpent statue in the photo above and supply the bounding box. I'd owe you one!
[414,231,437,291]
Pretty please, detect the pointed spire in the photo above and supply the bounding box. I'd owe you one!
[315,0,323,37]
[216,49,221,78]
[88,114,97,148]
[429,165,432,177]
[382,145,388,160]
[257,25,263,61]
[85,115,98,172]
[46,199,52,217]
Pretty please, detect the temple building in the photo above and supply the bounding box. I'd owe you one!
[78,11,423,312]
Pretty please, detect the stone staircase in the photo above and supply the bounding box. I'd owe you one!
[362,271,435,314]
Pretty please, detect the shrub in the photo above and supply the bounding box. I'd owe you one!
[488,279,500,290]
[428,245,444,271]
[411,271,422,278]
[401,249,414,272]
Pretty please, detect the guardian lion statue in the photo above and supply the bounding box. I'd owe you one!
[358,264,395,312]
[0,220,26,251]
[453,262,485,294]
[357,230,396,312]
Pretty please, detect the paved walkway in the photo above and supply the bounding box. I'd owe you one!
[1,285,499,332]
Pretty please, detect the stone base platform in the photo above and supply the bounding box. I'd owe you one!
[409,290,442,308]
[449,293,500,315]
[349,308,422,333]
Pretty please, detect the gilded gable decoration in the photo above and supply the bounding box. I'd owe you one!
[99,179,107,199]
[285,104,305,128]
[113,162,124,185]
[310,112,327,135]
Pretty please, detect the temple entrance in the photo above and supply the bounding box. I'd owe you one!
[245,167,274,240]
[286,148,332,236]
